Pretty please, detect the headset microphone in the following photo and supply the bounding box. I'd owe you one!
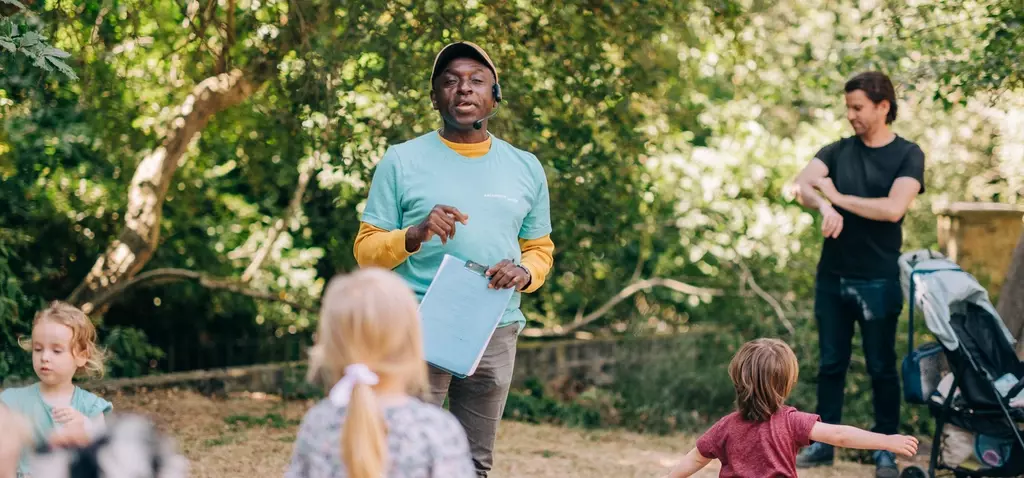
[472,105,499,130]
[472,82,503,130]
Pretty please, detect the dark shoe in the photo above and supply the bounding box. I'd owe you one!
[796,442,834,468]
[874,450,898,478]
[899,465,928,478]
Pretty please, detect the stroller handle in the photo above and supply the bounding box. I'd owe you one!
[907,267,961,356]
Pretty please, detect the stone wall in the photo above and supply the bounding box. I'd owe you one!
[0,362,311,397]
[2,336,681,396]
[511,335,680,388]
[934,202,1024,300]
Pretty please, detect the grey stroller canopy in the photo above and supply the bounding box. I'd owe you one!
[899,249,1014,352]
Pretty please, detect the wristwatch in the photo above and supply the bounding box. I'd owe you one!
[518,265,532,289]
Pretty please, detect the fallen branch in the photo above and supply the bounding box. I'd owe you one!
[86,267,318,314]
[737,262,795,335]
[525,278,724,337]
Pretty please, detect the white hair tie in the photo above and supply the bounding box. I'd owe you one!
[329,363,380,407]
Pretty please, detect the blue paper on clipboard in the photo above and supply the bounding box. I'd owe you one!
[419,254,514,378]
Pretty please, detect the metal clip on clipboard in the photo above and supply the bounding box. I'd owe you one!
[464,260,488,276]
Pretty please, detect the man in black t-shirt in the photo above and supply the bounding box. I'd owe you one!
[791,71,925,478]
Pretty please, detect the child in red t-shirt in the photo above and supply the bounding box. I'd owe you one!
[663,338,918,478]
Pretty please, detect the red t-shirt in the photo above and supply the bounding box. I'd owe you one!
[695,406,821,478]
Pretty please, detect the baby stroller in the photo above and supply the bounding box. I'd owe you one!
[898,250,1024,478]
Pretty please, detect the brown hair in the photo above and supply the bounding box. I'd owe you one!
[844,71,898,124]
[728,338,799,422]
[307,268,428,478]
[30,301,106,379]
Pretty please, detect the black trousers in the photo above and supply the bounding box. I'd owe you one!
[814,273,903,434]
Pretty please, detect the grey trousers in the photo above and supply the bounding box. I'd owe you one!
[426,323,519,478]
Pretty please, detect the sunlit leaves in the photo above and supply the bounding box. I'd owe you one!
[0,18,76,79]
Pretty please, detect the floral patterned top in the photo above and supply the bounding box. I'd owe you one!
[285,397,475,478]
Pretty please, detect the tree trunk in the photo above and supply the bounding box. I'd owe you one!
[999,230,1024,357]
[68,69,258,314]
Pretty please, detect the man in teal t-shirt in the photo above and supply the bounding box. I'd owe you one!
[355,41,553,477]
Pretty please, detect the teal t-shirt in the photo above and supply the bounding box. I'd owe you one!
[0,383,113,475]
[361,132,552,327]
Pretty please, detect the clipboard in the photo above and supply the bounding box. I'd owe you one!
[418,254,515,378]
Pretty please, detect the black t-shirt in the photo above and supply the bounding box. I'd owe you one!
[816,135,925,279]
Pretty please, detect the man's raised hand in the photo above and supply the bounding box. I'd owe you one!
[406,205,469,251]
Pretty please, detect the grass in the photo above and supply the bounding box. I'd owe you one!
[224,413,299,429]
[110,388,917,477]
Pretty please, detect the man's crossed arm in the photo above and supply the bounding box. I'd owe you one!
[789,158,921,238]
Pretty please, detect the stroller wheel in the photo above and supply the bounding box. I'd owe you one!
[899,465,928,478]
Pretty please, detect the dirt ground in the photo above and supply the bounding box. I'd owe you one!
[113,389,907,477]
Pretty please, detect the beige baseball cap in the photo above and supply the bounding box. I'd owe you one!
[430,41,499,86]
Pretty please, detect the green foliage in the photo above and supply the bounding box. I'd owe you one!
[504,320,936,457]
[0,0,1021,439]
[608,322,937,438]
[503,377,608,429]
[888,0,1023,99]
[0,4,76,80]
[611,332,742,434]
[278,364,323,401]
[224,413,300,429]
[0,234,36,382]
[102,327,165,378]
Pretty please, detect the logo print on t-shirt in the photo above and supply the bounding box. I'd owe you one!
[483,193,519,203]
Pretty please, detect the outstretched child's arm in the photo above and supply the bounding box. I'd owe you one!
[808,422,919,457]
[663,448,714,478]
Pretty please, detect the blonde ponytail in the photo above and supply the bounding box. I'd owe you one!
[314,269,429,478]
[342,382,387,478]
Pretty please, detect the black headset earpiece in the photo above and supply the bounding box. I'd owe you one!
[473,86,501,130]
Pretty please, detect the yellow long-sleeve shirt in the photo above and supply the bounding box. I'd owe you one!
[353,133,555,293]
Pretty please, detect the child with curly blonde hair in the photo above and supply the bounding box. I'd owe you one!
[1,301,112,477]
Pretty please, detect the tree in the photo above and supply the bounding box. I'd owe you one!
[1001,236,1024,355]
[55,0,739,313]
[64,0,309,313]
[1,0,752,375]
[1,0,1020,383]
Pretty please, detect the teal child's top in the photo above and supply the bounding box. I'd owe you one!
[1,383,112,476]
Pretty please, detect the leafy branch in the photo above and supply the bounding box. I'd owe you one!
[0,3,77,80]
